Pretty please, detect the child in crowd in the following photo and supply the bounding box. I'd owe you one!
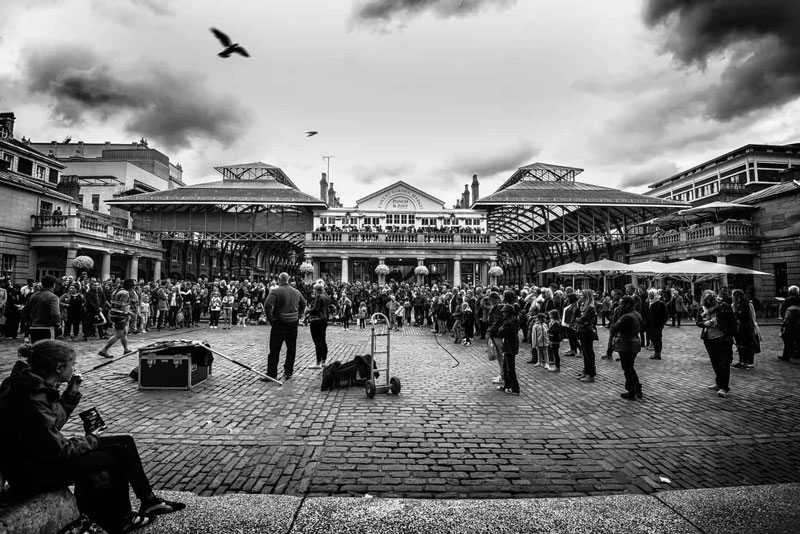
[237,296,250,327]
[221,293,234,330]
[139,291,151,333]
[358,301,368,329]
[208,291,222,329]
[461,302,475,347]
[530,313,550,369]
[395,303,405,328]
[547,309,563,372]
[340,295,352,331]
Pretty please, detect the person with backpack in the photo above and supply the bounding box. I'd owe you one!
[697,289,738,398]
[98,279,137,359]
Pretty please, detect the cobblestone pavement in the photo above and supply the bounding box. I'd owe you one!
[2,320,799,499]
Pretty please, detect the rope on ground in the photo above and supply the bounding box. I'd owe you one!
[432,328,460,368]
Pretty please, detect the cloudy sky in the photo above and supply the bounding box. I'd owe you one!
[2,0,799,205]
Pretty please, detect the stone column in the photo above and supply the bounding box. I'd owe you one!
[416,258,425,285]
[312,259,321,281]
[341,256,350,284]
[65,248,78,278]
[129,254,140,280]
[154,259,163,282]
[453,256,462,288]
[480,260,489,286]
[100,252,111,281]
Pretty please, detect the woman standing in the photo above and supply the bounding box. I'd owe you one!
[612,296,643,400]
[307,284,330,369]
[645,289,668,360]
[731,289,760,370]
[64,284,85,341]
[697,290,738,398]
[575,289,598,383]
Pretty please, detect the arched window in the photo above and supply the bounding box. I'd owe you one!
[171,247,181,263]
[187,250,195,265]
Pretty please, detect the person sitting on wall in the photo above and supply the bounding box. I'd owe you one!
[0,340,185,533]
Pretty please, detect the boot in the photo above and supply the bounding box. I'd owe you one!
[636,384,643,399]
[620,389,636,400]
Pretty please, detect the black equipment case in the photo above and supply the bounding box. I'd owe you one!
[138,340,214,390]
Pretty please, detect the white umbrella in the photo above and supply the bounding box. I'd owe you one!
[657,258,772,296]
[539,261,584,274]
[570,259,633,294]
[678,201,755,216]
[627,260,668,275]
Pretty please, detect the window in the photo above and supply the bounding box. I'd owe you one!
[1,254,15,276]
[48,169,59,184]
[187,251,195,265]
[200,253,207,266]
[2,153,13,169]
[171,248,181,263]
[212,256,218,267]
[78,195,84,205]
[39,200,53,216]
[17,157,33,176]
[35,166,46,180]
[362,217,380,226]
[774,263,788,297]
[91,194,100,212]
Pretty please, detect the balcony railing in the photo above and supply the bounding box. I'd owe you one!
[630,221,756,253]
[31,215,161,248]
[306,231,494,247]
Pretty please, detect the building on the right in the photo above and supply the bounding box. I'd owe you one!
[635,142,800,304]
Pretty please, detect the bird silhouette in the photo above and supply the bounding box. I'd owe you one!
[210,28,250,58]
[306,131,318,137]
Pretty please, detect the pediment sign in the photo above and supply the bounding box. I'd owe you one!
[356,182,444,212]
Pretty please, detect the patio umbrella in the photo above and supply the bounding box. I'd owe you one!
[678,201,755,222]
[570,259,634,294]
[539,261,584,274]
[656,258,772,295]
[627,260,667,275]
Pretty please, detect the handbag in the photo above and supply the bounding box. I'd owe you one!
[613,334,642,353]
[592,326,599,341]
[487,338,498,361]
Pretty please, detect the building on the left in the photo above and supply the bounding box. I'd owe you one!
[0,112,166,284]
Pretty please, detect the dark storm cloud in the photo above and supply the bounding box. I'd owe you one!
[21,45,248,150]
[644,0,800,120]
[441,140,540,179]
[352,0,516,23]
[350,162,415,185]
[618,160,681,190]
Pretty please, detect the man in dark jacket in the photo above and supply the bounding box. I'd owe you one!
[263,272,307,381]
[497,305,521,395]
[22,275,61,343]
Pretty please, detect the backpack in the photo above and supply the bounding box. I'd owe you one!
[321,355,379,391]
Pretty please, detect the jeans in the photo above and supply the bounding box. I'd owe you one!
[502,352,519,393]
[704,338,733,391]
[309,318,328,364]
[648,325,664,355]
[619,351,639,394]
[549,343,561,368]
[579,330,596,377]
[267,321,299,378]
[209,310,220,327]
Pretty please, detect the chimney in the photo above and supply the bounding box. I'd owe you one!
[319,172,329,203]
[462,184,470,208]
[328,182,336,206]
[0,112,16,139]
[56,175,81,201]
[471,174,479,204]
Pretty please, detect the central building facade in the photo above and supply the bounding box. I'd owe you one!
[304,176,497,285]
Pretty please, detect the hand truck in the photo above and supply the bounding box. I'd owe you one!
[365,313,401,398]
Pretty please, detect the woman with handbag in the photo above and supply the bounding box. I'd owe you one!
[731,289,760,370]
[612,296,643,400]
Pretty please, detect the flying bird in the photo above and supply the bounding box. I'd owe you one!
[306,131,318,137]
[210,28,250,58]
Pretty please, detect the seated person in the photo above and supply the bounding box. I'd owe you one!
[0,340,185,533]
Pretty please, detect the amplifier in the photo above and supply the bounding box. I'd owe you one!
[138,341,213,390]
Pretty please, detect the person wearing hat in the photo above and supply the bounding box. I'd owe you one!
[497,304,521,395]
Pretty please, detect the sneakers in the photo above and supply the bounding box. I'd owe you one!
[564,351,575,357]
[491,375,503,384]
[707,384,719,390]
[548,367,560,372]
[579,375,595,383]
[308,364,322,369]
[505,389,520,395]
[465,341,471,347]
[496,385,506,391]
[533,362,543,368]
[731,362,747,370]
[543,364,551,371]
[717,389,729,398]
[98,351,112,358]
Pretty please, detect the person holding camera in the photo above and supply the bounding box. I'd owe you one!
[0,340,184,533]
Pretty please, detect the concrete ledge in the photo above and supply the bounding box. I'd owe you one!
[0,488,80,534]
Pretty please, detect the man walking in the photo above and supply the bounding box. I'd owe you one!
[263,272,306,381]
[22,275,61,343]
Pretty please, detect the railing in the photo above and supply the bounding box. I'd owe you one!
[307,231,494,246]
[629,221,756,253]
[31,215,161,248]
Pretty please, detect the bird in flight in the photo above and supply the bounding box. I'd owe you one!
[306,131,319,137]
[210,28,250,58]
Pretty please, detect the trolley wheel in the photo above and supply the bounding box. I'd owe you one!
[389,377,401,395]
[365,379,377,398]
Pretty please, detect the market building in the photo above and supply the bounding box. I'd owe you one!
[637,142,800,300]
